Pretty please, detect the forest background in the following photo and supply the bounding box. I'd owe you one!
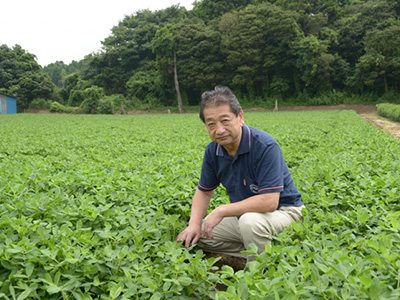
[1,0,400,113]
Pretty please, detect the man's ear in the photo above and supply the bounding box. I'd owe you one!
[239,110,245,126]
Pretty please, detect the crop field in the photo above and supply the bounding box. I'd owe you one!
[0,110,399,299]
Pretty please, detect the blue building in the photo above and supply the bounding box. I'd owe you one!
[0,93,17,114]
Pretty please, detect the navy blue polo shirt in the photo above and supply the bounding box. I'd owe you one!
[198,125,302,209]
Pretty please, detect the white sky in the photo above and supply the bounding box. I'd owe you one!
[1,0,194,67]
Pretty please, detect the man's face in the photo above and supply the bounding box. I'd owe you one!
[203,103,244,152]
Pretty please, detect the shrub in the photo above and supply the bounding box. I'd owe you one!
[80,86,104,114]
[97,98,114,114]
[64,106,84,114]
[98,94,129,114]
[378,90,400,104]
[49,101,66,113]
[29,98,52,110]
[378,103,400,122]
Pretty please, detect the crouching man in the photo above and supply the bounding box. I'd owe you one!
[176,86,304,261]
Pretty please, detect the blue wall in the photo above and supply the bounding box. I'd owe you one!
[6,96,17,114]
[0,94,17,114]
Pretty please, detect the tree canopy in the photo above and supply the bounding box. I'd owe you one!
[1,0,399,112]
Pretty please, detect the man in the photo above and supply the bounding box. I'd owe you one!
[176,86,304,260]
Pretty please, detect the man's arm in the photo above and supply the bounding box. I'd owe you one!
[176,188,213,248]
[201,192,279,239]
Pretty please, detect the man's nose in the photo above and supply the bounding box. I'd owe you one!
[216,123,225,134]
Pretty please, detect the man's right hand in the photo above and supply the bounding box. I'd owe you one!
[176,225,201,248]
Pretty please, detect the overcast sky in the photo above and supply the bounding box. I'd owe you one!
[1,0,194,67]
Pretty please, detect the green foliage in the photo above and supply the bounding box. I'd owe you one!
[126,70,159,104]
[43,60,80,89]
[48,102,83,114]
[2,1,400,110]
[49,101,67,113]
[0,111,399,299]
[0,44,56,110]
[80,86,104,114]
[101,94,129,112]
[0,45,55,111]
[192,0,253,22]
[378,103,400,122]
[220,110,400,299]
[293,35,335,95]
[0,113,217,299]
[29,98,52,110]
[97,98,114,114]
[355,20,400,94]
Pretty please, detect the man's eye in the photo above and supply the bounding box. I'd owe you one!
[208,123,215,127]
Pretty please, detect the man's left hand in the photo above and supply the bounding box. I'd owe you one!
[201,206,225,239]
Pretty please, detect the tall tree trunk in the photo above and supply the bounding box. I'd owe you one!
[383,72,388,94]
[173,50,184,113]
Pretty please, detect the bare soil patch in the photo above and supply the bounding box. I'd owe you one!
[272,104,378,114]
[360,113,400,141]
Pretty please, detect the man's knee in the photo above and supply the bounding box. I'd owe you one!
[238,212,274,237]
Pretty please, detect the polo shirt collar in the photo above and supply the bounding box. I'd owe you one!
[216,124,251,157]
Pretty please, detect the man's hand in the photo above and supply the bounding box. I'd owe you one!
[201,206,225,239]
[176,224,201,248]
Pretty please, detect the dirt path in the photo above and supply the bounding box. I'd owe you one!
[360,113,400,141]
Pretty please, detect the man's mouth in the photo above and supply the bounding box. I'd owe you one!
[218,135,229,140]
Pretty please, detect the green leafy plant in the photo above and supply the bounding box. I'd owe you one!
[0,110,399,299]
[378,103,400,122]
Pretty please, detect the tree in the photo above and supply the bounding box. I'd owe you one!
[173,19,226,104]
[83,6,188,97]
[192,0,253,22]
[333,1,395,68]
[0,44,55,110]
[43,60,80,88]
[152,26,183,112]
[293,35,335,96]
[59,72,90,106]
[219,3,301,99]
[125,63,161,106]
[355,22,400,94]
[80,86,104,114]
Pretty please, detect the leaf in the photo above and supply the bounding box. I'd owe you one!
[178,276,192,286]
[47,283,62,294]
[9,284,16,300]
[25,263,34,277]
[109,284,123,299]
[220,265,234,277]
[54,271,61,285]
[17,289,32,300]
[150,292,162,300]
[6,247,23,254]
[241,243,258,255]
[314,260,329,273]
[360,276,372,288]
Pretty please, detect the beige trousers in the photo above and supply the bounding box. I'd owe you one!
[198,205,304,261]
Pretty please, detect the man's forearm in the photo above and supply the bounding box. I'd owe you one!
[188,189,213,226]
[216,193,279,218]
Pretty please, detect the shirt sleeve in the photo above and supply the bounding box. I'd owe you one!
[197,145,220,192]
[255,142,285,194]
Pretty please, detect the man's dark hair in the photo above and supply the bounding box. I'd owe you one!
[199,86,242,122]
